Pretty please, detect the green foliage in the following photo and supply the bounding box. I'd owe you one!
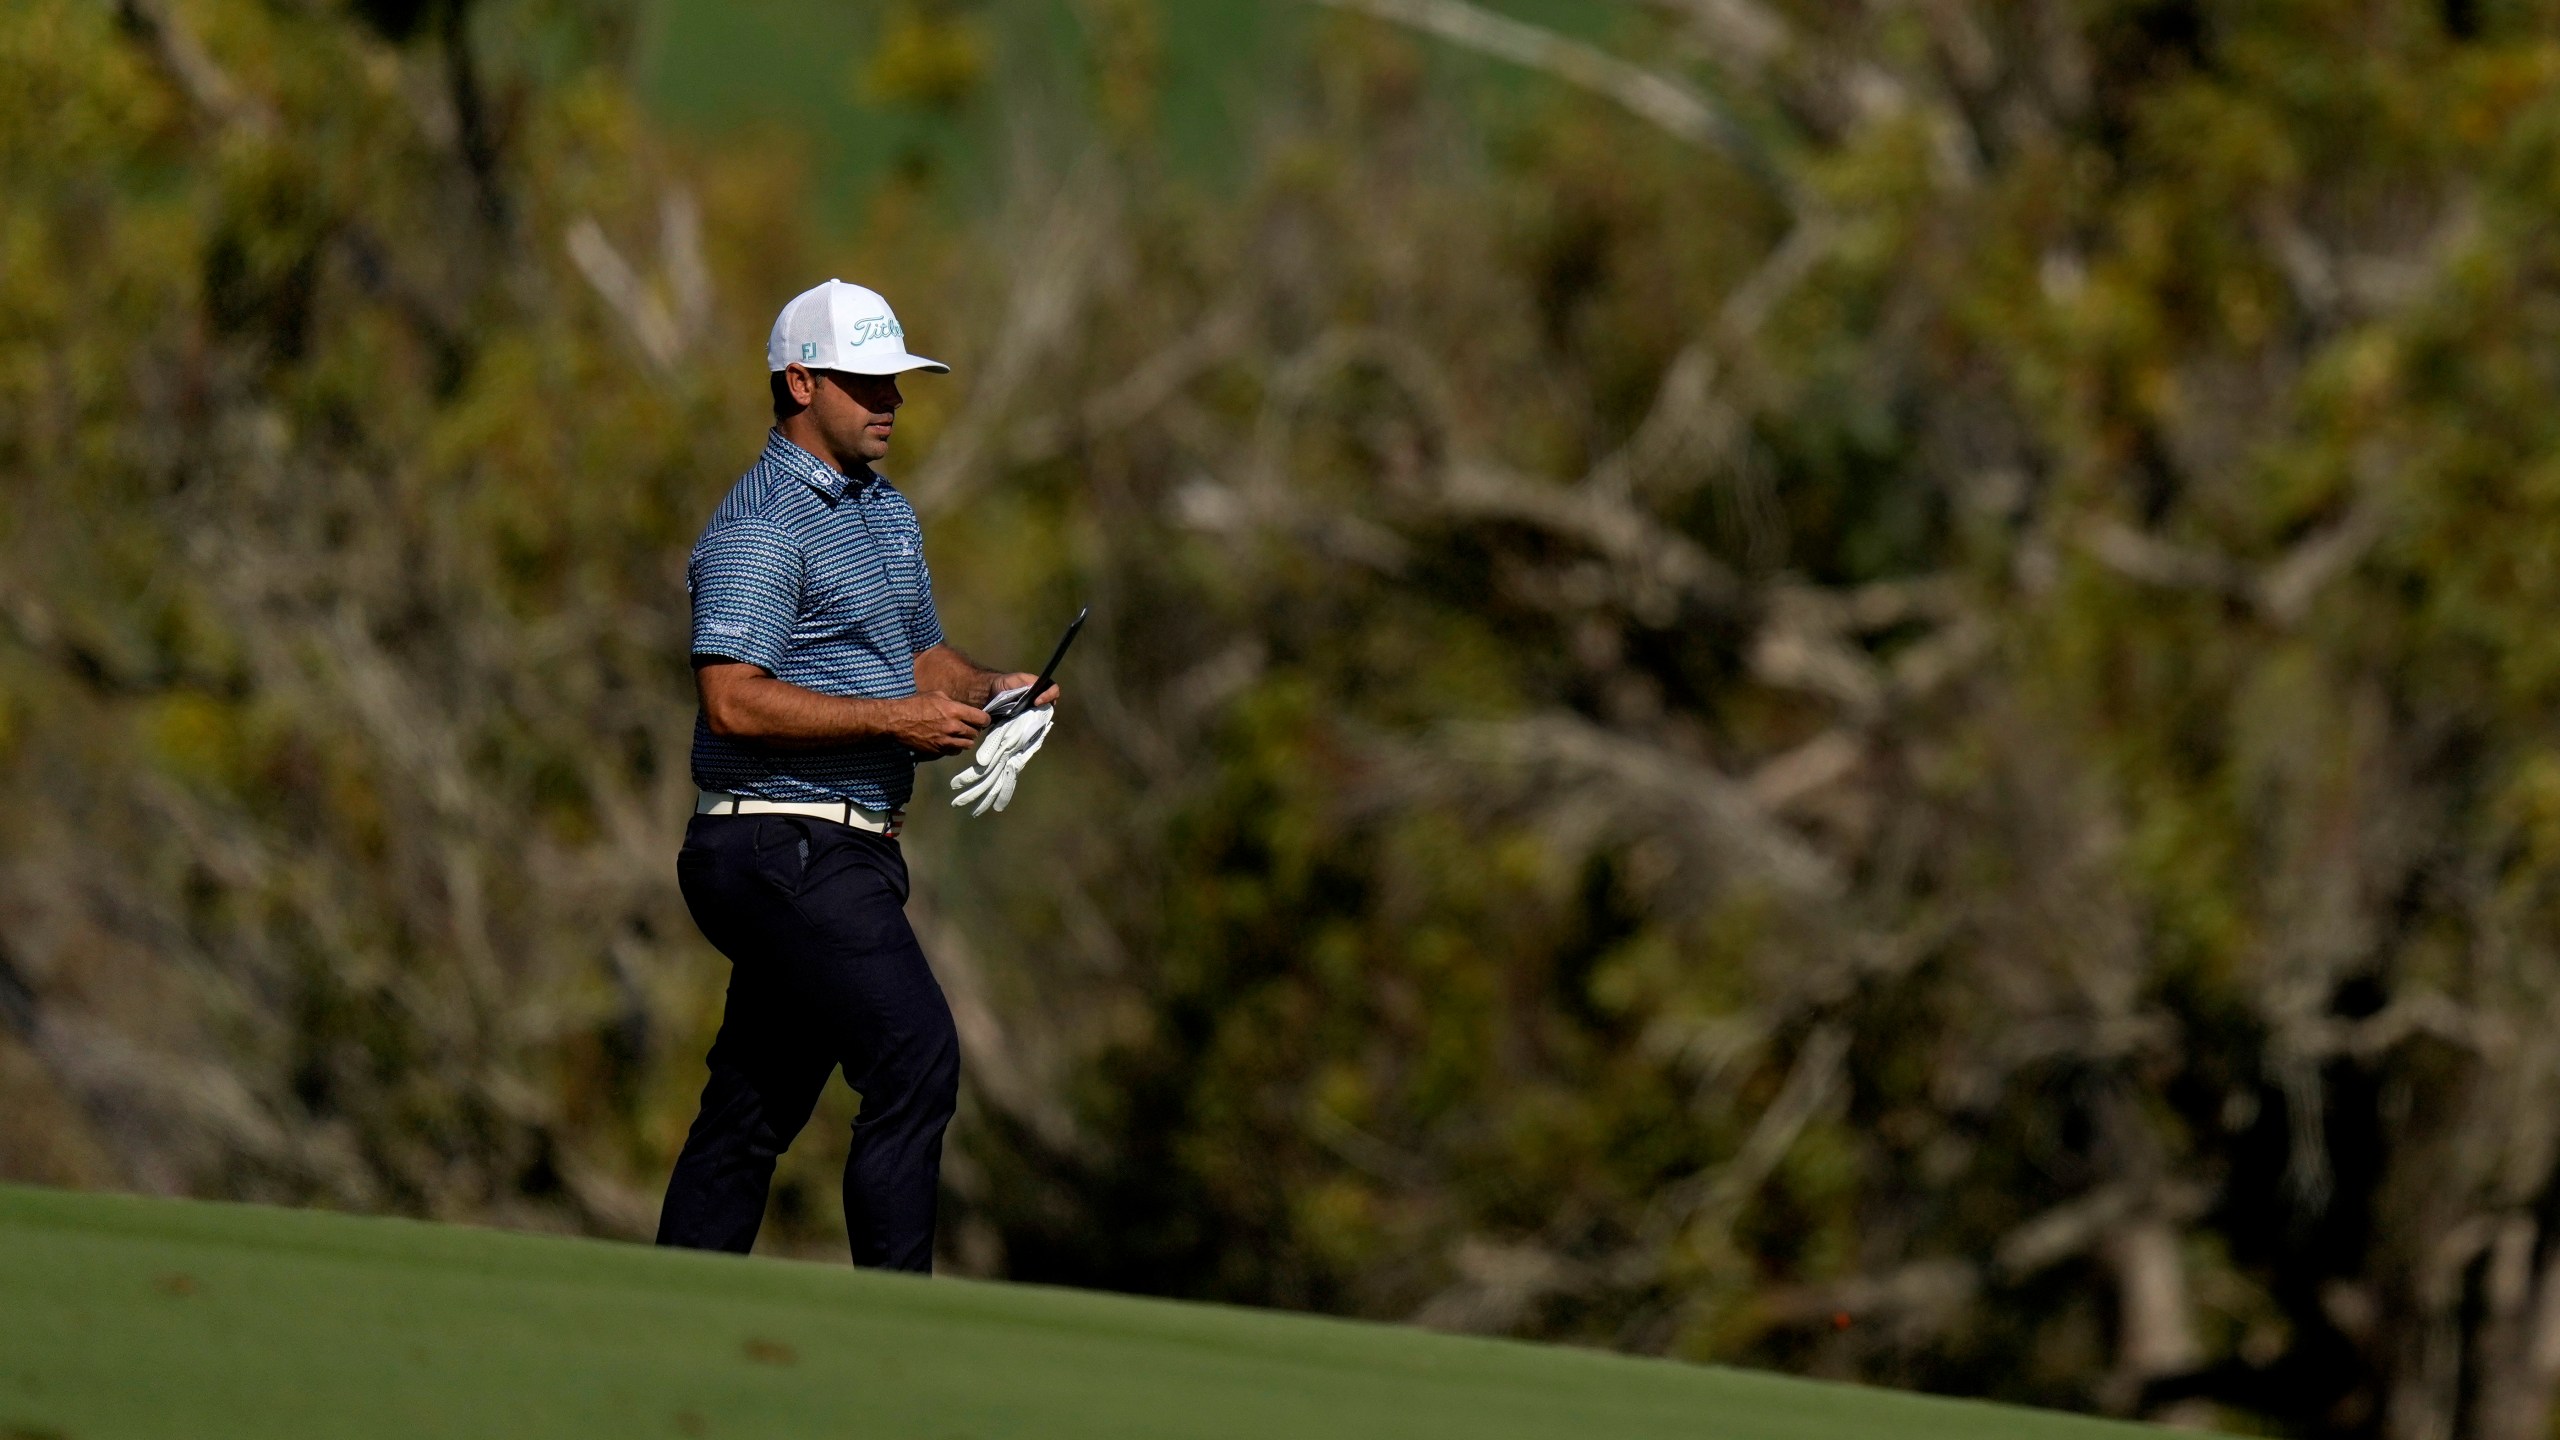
[862,1,990,113]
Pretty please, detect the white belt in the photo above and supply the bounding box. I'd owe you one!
[695,790,904,838]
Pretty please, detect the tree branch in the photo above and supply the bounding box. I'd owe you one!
[1302,0,1783,193]
[115,0,277,138]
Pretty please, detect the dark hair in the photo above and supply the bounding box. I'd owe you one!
[770,370,804,424]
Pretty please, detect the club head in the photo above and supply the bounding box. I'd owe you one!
[987,605,1087,723]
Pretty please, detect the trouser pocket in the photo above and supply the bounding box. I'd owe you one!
[749,817,814,898]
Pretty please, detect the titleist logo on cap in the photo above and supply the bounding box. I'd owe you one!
[765,280,950,377]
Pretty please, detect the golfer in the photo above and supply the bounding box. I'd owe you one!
[656,280,1054,1271]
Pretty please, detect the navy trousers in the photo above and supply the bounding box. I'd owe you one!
[657,813,960,1271]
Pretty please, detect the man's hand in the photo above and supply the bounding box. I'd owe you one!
[993,672,1062,709]
[886,692,992,756]
[915,644,1065,711]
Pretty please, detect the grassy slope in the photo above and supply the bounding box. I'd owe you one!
[0,1185,2155,1440]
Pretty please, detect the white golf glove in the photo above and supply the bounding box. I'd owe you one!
[950,686,1054,816]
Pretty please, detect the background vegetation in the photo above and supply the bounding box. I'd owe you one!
[11,1,2560,1437]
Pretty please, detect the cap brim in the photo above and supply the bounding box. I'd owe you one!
[768,353,962,376]
[817,355,950,376]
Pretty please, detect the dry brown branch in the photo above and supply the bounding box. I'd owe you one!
[1582,342,1733,503]
[1410,1237,1586,1333]
[1759,1258,1981,1338]
[1303,0,1770,178]
[2079,507,2385,629]
[1450,713,1845,901]
[1996,1184,2139,1278]
[566,219,678,373]
[1438,459,1742,620]
[1745,730,1867,814]
[1621,1021,1850,1267]
[1747,621,1885,714]
[1005,305,1255,465]
[2258,504,2387,626]
[115,0,277,137]
[1716,216,1834,339]
[1639,0,1792,74]
[2078,517,2249,596]
[1742,578,1987,716]
[2104,1217,2210,1422]
[659,189,712,344]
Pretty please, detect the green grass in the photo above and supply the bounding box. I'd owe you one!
[0,1185,2156,1440]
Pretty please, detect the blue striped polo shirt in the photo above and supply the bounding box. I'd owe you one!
[687,430,945,810]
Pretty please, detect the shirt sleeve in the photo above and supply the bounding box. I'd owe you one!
[907,541,946,655]
[688,517,803,672]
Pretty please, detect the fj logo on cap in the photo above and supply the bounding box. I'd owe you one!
[800,342,818,360]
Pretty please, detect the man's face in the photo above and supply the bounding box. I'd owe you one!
[792,366,904,467]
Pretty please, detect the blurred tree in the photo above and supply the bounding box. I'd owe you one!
[0,0,775,1230]
[905,5,2560,1438]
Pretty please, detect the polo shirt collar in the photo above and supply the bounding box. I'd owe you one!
[762,429,875,501]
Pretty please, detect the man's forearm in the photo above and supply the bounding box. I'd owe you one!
[914,644,1006,706]
[695,658,990,758]
[705,672,909,747]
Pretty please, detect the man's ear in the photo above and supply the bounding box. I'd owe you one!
[783,363,821,408]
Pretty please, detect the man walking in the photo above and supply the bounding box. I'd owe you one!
[657,280,1054,1271]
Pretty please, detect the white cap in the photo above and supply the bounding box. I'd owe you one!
[765,279,949,376]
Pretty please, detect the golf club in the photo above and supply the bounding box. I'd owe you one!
[986,605,1088,724]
